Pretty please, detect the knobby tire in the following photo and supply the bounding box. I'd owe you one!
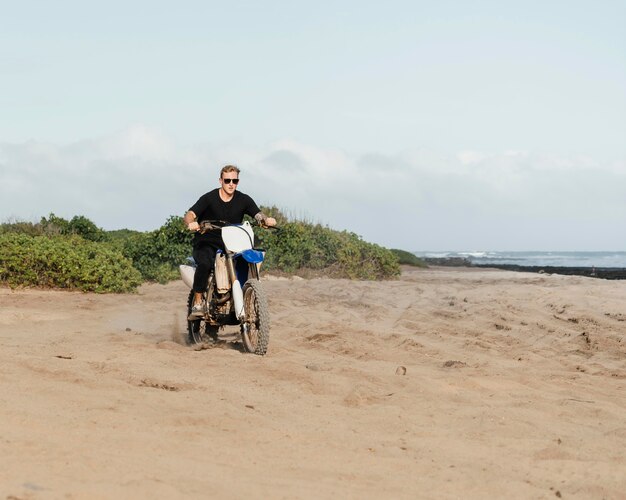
[241,279,270,355]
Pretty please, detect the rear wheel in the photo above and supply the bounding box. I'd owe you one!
[187,290,219,345]
[241,279,270,355]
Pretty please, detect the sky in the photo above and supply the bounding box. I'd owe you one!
[1,0,625,251]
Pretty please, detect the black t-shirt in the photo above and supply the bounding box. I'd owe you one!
[189,188,260,246]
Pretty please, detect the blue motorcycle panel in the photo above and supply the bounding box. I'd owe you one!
[240,249,265,264]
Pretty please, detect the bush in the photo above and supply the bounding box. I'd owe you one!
[120,216,193,283]
[40,213,108,242]
[1,209,401,288]
[390,249,426,267]
[0,220,45,236]
[0,233,142,293]
[256,209,400,280]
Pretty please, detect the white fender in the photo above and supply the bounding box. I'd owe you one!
[232,279,245,319]
[179,265,195,289]
[222,222,254,253]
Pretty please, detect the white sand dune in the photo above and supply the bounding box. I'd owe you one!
[1,266,625,498]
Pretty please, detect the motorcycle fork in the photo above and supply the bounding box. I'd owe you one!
[223,253,261,300]
[248,262,260,280]
[227,254,261,283]
[225,253,237,286]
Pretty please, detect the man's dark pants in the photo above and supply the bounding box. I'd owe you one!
[192,241,221,293]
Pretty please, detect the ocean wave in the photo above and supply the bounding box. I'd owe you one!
[413,251,626,268]
[457,251,491,258]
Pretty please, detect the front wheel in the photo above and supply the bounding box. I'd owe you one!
[241,280,270,355]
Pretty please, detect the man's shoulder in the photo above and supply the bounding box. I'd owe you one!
[236,191,259,208]
[204,188,220,198]
[190,189,219,212]
[234,190,252,200]
[196,188,220,202]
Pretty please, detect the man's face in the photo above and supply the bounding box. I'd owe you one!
[220,171,239,195]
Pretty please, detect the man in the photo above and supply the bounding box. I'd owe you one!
[183,165,276,316]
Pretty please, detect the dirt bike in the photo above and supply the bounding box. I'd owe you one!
[179,220,273,355]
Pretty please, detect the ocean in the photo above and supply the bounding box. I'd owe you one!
[413,251,626,268]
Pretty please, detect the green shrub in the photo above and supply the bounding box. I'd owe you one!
[0,233,142,292]
[106,228,142,242]
[256,210,400,280]
[40,213,108,242]
[333,231,400,279]
[0,220,45,236]
[2,209,401,288]
[390,249,426,267]
[119,216,193,283]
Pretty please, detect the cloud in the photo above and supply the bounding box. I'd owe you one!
[457,150,486,165]
[1,125,624,250]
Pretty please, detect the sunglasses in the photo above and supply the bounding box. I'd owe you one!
[222,178,239,185]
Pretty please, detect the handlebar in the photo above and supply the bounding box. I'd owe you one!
[196,219,280,234]
[198,220,227,233]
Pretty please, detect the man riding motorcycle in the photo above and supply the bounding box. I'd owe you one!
[183,165,276,317]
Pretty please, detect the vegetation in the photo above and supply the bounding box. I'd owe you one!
[118,216,193,283]
[40,213,109,242]
[390,249,426,267]
[0,232,141,293]
[1,209,408,292]
[254,207,399,279]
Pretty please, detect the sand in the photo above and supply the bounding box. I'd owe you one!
[1,266,625,499]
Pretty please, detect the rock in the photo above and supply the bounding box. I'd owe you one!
[472,264,626,280]
[395,366,407,375]
[443,360,467,368]
[423,257,471,267]
[306,364,331,372]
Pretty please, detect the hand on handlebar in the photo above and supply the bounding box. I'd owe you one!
[189,220,222,233]
[197,220,228,233]
[193,219,279,233]
[258,217,278,229]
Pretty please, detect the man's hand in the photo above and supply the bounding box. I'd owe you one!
[187,221,200,232]
[255,212,277,228]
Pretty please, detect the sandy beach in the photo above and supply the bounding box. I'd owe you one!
[1,266,625,499]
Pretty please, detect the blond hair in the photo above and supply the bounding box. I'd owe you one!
[220,165,240,178]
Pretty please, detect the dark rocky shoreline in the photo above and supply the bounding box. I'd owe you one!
[422,258,626,280]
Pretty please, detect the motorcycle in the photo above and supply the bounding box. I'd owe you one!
[179,220,273,355]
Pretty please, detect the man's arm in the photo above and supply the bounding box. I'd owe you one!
[184,210,199,231]
[244,194,276,227]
